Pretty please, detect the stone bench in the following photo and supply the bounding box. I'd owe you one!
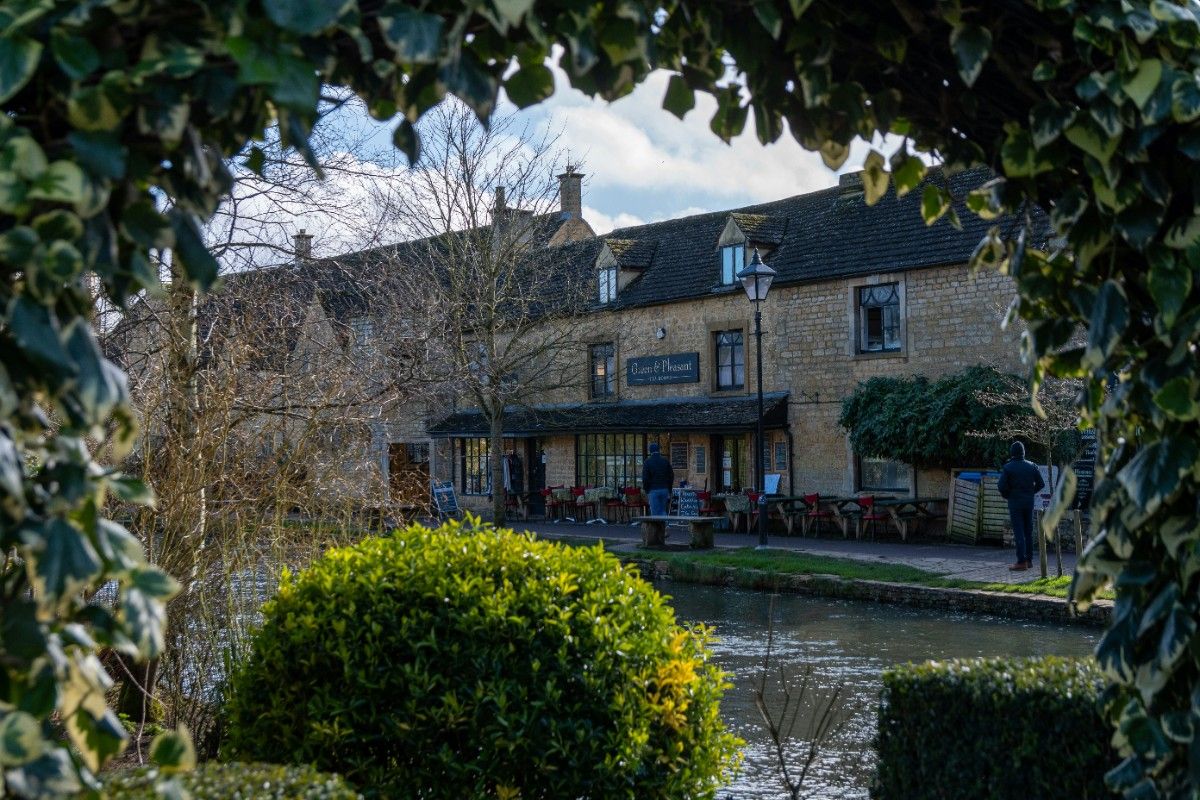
[633,515,718,549]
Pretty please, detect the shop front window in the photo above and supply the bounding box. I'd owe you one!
[459,438,490,495]
[576,433,647,489]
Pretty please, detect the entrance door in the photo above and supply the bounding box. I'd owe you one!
[711,435,747,492]
[526,438,546,516]
[388,442,430,511]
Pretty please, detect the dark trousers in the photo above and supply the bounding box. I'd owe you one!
[1009,505,1034,564]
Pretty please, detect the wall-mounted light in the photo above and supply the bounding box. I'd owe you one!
[655,327,666,340]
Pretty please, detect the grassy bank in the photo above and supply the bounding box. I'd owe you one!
[634,549,1110,601]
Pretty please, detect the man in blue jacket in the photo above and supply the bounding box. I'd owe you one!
[997,441,1045,571]
[642,442,674,516]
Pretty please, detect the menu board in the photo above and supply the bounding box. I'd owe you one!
[432,480,460,517]
[669,442,689,470]
[677,490,700,517]
[1072,429,1098,510]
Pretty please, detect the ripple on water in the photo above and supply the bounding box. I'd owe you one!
[663,582,1099,800]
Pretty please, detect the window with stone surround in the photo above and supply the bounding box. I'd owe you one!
[858,455,909,493]
[589,342,615,399]
[856,283,901,353]
[598,266,617,304]
[714,329,745,390]
[720,244,745,286]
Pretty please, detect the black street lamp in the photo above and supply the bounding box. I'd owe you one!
[736,248,777,547]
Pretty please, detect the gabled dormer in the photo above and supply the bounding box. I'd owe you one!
[716,213,786,287]
[595,238,657,305]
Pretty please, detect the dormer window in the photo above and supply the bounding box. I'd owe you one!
[598,266,617,304]
[720,244,745,286]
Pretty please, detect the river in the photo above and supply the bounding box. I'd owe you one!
[662,583,1100,800]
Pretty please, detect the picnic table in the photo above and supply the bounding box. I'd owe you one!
[714,493,752,532]
[871,496,948,540]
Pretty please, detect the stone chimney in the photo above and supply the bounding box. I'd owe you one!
[557,165,583,219]
[293,228,312,261]
[838,171,864,197]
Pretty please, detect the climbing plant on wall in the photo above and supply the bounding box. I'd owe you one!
[2,0,1199,795]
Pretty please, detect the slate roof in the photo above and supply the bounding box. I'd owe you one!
[730,212,787,244]
[427,392,790,437]
[598,167,1041,311]
[605,238,657,269]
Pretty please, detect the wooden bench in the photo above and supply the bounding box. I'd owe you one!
[634,515,719,549]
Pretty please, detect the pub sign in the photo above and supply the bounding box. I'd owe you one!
[626,352,700,385]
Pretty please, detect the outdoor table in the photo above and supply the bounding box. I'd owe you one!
[550,487,573,522]
[764,496,810,535]
[872,496,948,541]
[715,493,752,533]
[816,496,895,538]
[584,487,617,524]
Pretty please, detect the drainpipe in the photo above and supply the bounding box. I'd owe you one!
[786,430,795,496]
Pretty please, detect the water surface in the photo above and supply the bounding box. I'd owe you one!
[663,583,1099,799]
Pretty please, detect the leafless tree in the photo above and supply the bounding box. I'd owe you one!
[373,101,598,522]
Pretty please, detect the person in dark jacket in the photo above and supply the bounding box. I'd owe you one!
[642,442,674,515]
[997,440,1045,571]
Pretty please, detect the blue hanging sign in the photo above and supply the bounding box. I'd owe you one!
[626,352,700,386]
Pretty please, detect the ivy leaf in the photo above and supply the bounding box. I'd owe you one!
[950,23,992,88]
[1124,58,1163,109]
[1148,254,1189,326]
[7,297,74,375]
[23,519,102,608]
[379,9,443,64]
[0,36,41,104]
[263,0,346,35]
[710,87,748,142]
[122,586,167,659]
[1001,127,1051,177]
[1164,215,1200,249]
[493,0,534,27]
[1117,438,1199,515]
[1065,120,1119,164]
[440,50,497,121]
[818,139,849,170]
[49,30,98,81]
[1084,279,1128,369]
[861,149,889,205]
[1153,377,1199,420]
[149,727,194,774]
[753,1,783,38]
[1115,201,1164,250]
[890,152,926,197]
[1031,102,1077,148]
[0,712,44,767]
[663,74,694,119]
[504,63,553,109]
[168,211,219,289]
[1172,74,1200,122]
[26,161,86,205]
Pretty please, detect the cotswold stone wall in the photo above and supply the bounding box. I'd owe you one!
[411,260,1021,506]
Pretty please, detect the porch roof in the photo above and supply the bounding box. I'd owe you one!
[427,392,789,438]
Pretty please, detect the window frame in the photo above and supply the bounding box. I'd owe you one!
[713,329,746,391]
[857,454,910,494]
[458,437,490,495]
[589,342,616,399]
[719,244,745,286]
[856,282,902,354]
[575,433,647,489]
[598,266,618,304]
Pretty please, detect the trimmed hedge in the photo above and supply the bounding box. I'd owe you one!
[223,519,740,798]
[873,657,1114,799]
[97,763,359,799]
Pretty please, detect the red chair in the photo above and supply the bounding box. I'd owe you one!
[571,486,596,522]
[803,493,834,537]
[622,487,647,519]
[541,486,564,521]
[856,495,890,540]
[604,489,626,522]
[697,491,717,516]
[746,491,762,530]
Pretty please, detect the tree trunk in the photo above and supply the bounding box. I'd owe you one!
[1037,509,1048,579]
[489,407,506,524]
[1074,508,1084,558]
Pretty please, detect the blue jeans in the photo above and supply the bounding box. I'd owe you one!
[1010,505,1034,563]
[648,489,670,516]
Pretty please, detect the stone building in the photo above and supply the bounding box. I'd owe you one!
[415,168,1028,515]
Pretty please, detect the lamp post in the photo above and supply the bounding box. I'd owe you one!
[736,248,777,547]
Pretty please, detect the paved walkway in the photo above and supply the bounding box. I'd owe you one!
[508,518,1078,585]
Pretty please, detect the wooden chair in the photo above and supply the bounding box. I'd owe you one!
[803,493,834,536]
[746,491,762,531]
[856,495,889,539]
[697,491,717,516]
[571,486,596,522]
[622,487,647,519]
[541,486,565,521]
[604,488,626,522]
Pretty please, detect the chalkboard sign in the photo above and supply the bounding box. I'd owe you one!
[431,480,460,517]
[1071,429,1098,510]
[677,489,700,517]
[669,442,689,470]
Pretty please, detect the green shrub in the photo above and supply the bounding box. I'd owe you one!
[873,657,1114,799]
[223,518,741,798]
[96,763,359,799]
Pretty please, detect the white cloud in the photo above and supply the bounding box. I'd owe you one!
[583,206,646,235]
